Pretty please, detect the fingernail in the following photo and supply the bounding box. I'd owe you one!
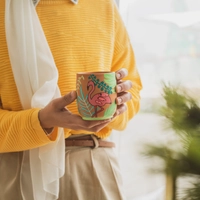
[116,85,122,92]
[71,91,76,96]
[116,73,121,79]
[117,97,122,104]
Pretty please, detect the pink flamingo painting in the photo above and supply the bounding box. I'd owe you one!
[87,80,111,117]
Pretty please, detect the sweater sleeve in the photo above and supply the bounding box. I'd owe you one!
[107,2,142,131]
[0,108,58,153]
[94,2,142,139]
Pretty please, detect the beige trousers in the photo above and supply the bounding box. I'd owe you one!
[0,145,126,200]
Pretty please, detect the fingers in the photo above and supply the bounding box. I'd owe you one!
[115,68,128,80]
[112,104,127,119]
[67,115,112,132]
[84,120,111,132]
[116,80,133,93]
[63,91,77,105]
[116,92,132,105]
[115,69,133,109]
[67,114,111,129]
[117,104,127,115]
[53,91,77,110]
[81,118,111,129]
[89,120,111,132]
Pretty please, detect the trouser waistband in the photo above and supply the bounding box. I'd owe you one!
[65,135,115,148]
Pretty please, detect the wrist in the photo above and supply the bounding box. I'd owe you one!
[38,109,54,130]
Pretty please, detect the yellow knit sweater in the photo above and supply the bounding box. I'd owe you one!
[0,0,142,152]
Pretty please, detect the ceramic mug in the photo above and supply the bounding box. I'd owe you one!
[76,72,117,120]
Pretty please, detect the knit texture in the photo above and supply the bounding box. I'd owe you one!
[0,0,142,152]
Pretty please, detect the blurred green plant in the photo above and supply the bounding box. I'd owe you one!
[182,178,200,200]
[142,83,200,200]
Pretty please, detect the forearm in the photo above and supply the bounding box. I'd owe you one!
[108,3,142,130]
[0,108,58,152]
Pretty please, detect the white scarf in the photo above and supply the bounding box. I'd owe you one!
[4,0,73,199]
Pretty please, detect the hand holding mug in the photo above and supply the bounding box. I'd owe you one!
[114,68,133,117]
[38,91,112,133]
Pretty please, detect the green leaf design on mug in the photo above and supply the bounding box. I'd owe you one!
[104,73,116,94]
[103,102,116,118]
[88,73,116,94]
[77,85,95,117]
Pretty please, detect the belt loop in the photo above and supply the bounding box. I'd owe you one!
[91,135,99,149]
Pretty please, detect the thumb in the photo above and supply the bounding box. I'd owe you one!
[54,91,77,109]
[64,91,77,105]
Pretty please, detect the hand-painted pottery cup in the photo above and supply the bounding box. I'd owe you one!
[76,72,117,120]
